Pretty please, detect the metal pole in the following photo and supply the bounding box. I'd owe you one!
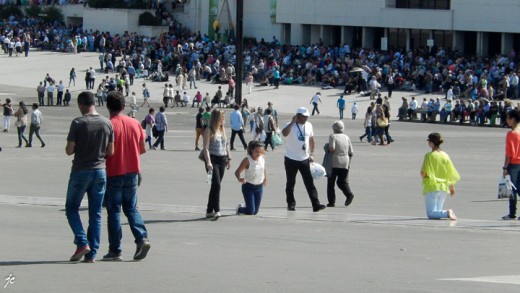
[235,0,243,105]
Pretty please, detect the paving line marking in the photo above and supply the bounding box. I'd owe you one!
[1,194,520,232]
[440,275,520,285]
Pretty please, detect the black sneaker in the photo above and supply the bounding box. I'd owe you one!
[134,238,151,260]
[287,205,296,211]
[313,204,326,212]
[102,251,122,261]
[326,203,335,207]
[345,194,355,207]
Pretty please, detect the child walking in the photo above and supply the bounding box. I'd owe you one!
[235,141,267,215]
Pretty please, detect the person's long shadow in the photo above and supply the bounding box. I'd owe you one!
[0,260,72,266]
[137,215,233,224]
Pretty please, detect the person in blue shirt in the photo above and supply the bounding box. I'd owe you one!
[229,104,248,151]
[337,95,346,119]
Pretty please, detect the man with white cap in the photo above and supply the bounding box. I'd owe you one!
[281,107,326,212]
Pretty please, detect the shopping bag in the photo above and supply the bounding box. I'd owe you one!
[498,175,514,199]
[271,132,283,147]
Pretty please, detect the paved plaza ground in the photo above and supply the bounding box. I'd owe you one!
[0,50,519,292]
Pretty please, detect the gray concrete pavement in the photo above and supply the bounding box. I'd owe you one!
[0,50,519,292]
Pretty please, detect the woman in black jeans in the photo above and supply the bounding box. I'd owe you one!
[203,109,231,220]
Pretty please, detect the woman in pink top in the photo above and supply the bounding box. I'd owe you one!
[502,109,520,220]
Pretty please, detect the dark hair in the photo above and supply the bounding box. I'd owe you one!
[106,91,125,113]
[367,106,373,113]
[247,140,264,156]
[77,91,95,106]
[159,106,165,112]
[427,132,444,147]
[507,109,520,123]
[149,108,155,114]
[32,103,39,109]
[234,104,240,110]
[199,107,204,113]
[19,101,28,115]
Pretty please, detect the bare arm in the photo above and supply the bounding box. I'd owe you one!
[281,116,296,137]
[65,141,75,156]
[106,142,114,157]
[309,136,315,162]
[139,139,146,155]
[234,158,249,184]
[203,128,212,170]
[503,155,510,176]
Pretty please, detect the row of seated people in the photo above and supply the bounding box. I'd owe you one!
[398,97,510,126]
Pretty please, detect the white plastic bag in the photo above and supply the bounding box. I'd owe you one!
[498,175,514,199]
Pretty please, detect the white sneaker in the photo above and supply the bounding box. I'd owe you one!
[236,204,244,215]
[214,212,221,220]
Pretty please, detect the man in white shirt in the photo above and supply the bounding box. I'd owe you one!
[27,103,45,148]
[369,77,381,100]
[309,92,322,116]
[56,80,65,106]
[46,83,55,106]
[408,96,418,119]
[281,107,326,212]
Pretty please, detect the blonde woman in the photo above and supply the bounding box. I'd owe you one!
[203,109,231,220]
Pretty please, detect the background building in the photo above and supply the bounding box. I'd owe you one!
[57,0,520,56]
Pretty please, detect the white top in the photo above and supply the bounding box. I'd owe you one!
[409,99,417,110]
[284,121,313,161]
[311,94,321,103]
[244,155,265,185]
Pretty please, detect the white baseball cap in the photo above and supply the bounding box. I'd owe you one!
[296,107,310,116]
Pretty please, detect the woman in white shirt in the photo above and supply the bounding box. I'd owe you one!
[235,141,266,215]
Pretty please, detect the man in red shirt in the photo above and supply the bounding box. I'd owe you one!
[102,91,150,261]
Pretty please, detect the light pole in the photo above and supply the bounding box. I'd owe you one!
[235,0,243,105]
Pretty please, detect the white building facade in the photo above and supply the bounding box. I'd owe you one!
[176,0,520,56]
[59,0,520,56]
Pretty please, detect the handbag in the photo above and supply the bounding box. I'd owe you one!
[152,125,158,138]
[498,175,515,199]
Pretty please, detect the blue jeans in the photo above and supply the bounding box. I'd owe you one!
[424,191,448,219]
[65,169,107,259]
[105,173,148,254]
[506,164,520,217]
[360,126,372,142]
[238,183,263,215]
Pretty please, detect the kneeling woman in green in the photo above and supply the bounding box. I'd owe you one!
[420,133,460,220]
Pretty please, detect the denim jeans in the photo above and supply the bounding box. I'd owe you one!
[65,169,107,259]
[17,125,28,147]
[238,183,263,215]
[28,124,45,146]
[360,126,372,142]
[284,156,321,208]
[105,173,148,254]
[424,191,448,219]
[230,129,247,150]
[506,164,520,217]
